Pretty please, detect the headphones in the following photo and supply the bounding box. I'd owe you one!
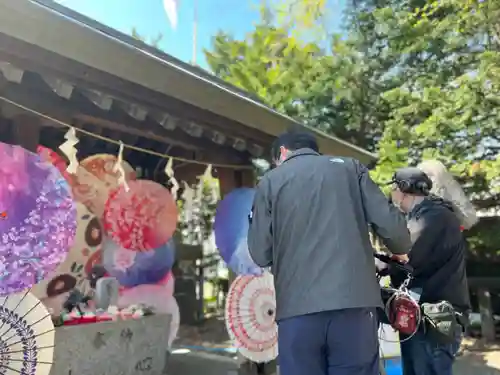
[396,179,432,195]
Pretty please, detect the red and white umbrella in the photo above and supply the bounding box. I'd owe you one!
[225,272,278,363]
[103,180,178,251]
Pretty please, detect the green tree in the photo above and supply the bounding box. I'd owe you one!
[205,0,500,257]
[204,6,390,151]
[271,0,331,41]
[205,25,321,113]
[355,0,500,258]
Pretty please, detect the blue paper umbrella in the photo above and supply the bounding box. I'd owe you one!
[102,238,175,287]
[214,188,262,276]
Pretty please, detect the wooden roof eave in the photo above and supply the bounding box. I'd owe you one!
[0,72,254,167]
[0,0,376,165]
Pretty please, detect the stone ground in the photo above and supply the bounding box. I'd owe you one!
[167,351,239,375]
[173,318,500,375]
[454,338,500,375]
[166,350,500,375]
[176,316,232,350]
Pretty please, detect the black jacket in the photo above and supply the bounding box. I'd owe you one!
[248,149,411,320]
[391,196,471,312]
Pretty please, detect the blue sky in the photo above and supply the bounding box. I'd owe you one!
[56,0,344,69]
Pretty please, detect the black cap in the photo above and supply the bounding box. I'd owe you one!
[390,167,433,195]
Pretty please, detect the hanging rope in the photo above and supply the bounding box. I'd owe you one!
[0,95,254,170]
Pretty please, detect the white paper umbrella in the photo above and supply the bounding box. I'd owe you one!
[0,290,55,375]
[417,160,478,229]
[225,272,278,363]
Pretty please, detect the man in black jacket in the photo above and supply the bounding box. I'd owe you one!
[249,131,411,375]
[389,167,470,375]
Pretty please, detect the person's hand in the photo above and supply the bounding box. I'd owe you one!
[391,254,409,264]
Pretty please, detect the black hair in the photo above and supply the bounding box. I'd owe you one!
[271,130,319,161]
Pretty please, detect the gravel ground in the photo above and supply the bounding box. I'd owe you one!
[166,350,500,375]
[174,319,500,375]
[167,351,239,375]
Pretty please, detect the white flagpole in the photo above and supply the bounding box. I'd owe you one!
[192,0,198,65]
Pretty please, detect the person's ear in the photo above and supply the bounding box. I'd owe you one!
[279,146,287,159]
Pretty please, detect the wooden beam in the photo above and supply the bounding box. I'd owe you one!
[0,78,248,167]
[25,72,253,162]
[69,87,213,149]
[46,122,252,170]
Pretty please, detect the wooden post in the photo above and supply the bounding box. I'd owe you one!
[217,168,239,197]
[11,113,40,152]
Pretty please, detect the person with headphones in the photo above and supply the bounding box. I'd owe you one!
[388,167,470,375]
[248,130,412,375]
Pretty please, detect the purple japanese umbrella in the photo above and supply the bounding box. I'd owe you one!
[102,237,176,287]
[214,188,263,276]
[0,142,77,296]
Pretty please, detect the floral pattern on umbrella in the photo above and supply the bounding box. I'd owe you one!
[225,272,277,362]
[32,203,103,300]
[0,143,77,296]
[103,180,178,251]
[71,154,136,217]
[102,237,175,287]
[36,145,76,187]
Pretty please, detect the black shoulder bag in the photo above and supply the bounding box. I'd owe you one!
[421,301,462,345]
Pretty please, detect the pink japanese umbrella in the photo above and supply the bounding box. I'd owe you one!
[80,154,136,186]
[71,154,136,217]
[0,142,77,296]
[103,180,178,251]
[225,272,278,362]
